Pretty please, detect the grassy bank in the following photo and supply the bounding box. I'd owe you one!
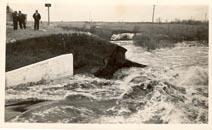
[55,21,208,50]
[7,21,208,50]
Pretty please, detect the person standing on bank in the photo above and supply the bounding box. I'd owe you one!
[18,11,23,29]
[33,10,41,30]
[12,11,18,30]
[21,13,27,29]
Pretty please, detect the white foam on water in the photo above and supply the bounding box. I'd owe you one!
[178,66,208,86]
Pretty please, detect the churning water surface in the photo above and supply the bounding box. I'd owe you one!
[6,40,208,123]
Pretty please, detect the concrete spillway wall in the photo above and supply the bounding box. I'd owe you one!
[6,54,73,87]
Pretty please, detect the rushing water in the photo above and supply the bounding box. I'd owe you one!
[6,40,208,123]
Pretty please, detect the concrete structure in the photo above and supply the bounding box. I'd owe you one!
[6,54,73,87]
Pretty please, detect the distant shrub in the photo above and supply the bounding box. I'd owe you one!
[133,22,208,50]
[112,29,134,34]
[170,19,208,25]
[89,25,96,33]
[133,25,140,34]
[133,32,174,51]
[92,28,112,40]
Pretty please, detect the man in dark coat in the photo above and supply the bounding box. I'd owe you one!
[20,13,26,29]
[33,10,41,30]
[12,11,18,30]
[18,11,23,29]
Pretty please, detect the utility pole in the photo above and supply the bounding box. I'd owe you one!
[205,13,207,23]
[152,4,156,23]
[45,3,51,25]
[152,0,158,23]
[89,11,92,24]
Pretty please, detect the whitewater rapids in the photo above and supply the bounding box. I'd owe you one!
[6,40,208,123]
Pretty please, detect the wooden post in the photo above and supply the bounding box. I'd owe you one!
[48,6,50,25]
[45,3,51,25]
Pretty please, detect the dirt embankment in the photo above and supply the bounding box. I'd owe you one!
[6,33,146,78]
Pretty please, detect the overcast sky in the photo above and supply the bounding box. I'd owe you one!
[6,0,209,22]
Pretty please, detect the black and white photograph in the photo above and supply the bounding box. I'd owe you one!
[0,0,210,126]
